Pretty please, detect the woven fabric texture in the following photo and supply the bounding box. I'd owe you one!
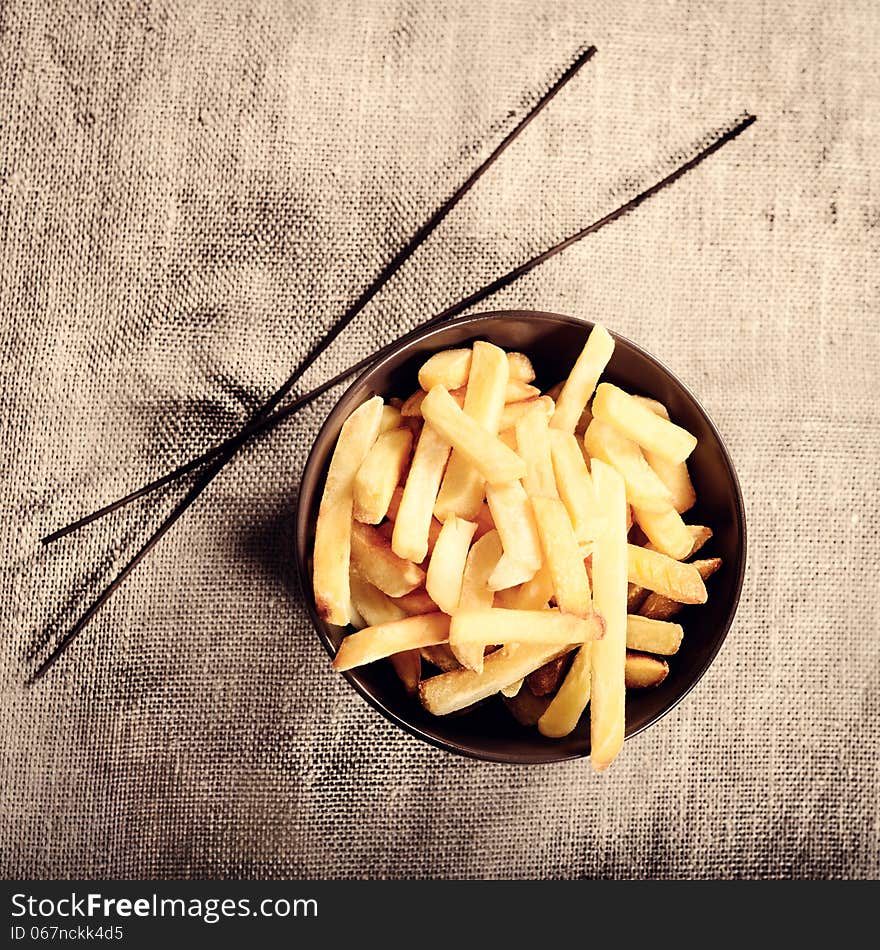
[2,0,878,879]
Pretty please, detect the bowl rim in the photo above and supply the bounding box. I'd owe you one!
[295,309,747,764]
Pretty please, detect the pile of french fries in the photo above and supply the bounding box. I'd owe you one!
[312,325,721,772]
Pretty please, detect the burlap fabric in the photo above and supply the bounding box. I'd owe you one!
[2,0,878,880]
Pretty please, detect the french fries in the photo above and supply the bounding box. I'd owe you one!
[426,516,477,614]
[589,459,628,773]
[317,332,726,774]
[592,383,697,464]
[353,427,413,524]
[627,544,708,604]
[550,324,615,433]
[449,609,602,673]
[434,341,508,521]
[531,496,592,617]
[392,423,451,563]
[351,521,425,597]
[625,615,683,655]
[313,396,384,625]
[333,613,450,671]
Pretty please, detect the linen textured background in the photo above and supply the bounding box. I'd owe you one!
[2,0,878,879]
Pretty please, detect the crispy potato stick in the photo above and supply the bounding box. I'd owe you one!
[421,386,526,484]
[426,516,477,614]
[516,407,558,499]
[493,562,554,610]
[420,642,572,715]
[549,429,600,542]
[450,608,603,673]
[392,423,452,563]
[625,651,669,688]
[420,643,460,672]
[625,615,683,655]
[333,612,450,671]
[353,427,413,524]
[525,652,569,696]
[531,496,592,618]
[459,530,503,610]
[379,404,402,432]
[389,650,421,694]
[391,588,438,616]
[401,388,466,418]
[632,503,693,560]
[487,554,538,591]
[592,383,697,464]
[504,380,541,403]
[550,323,615,433]
[313,397,384,625]
[499,394,554,432]
[485,480,543,581]
[627,543,707,604]
[418,348,535,391]
[503,688,552,726]
[639,557,722,620]
[351,522,425,597]
[634,396,697,513]
[627,525,713,607]
[589,458,628,773]
[538,645,592,738]
[350,575,407,626]
[500,678,523,698]
[583,418,672,513]
[435,341,509,521]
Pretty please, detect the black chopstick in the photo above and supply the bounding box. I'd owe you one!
[41,44,597,548]
[42,111,757,547]
[30,112,757,682]
[29,46,600,680]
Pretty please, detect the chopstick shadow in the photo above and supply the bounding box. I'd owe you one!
[231,490,301,599]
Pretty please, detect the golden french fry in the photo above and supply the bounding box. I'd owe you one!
[589,458,628,773]
[625,615,683,655]
[421,386,526,484]
[634,396,697,513]
[583,418,672,513]
[418,348,535,391]
[492,562,554,610]
[503,687,553,726]
[351,521,425,597]
[435,341,509,521]
[379,404,401,433]
[684,525,713,557]
[538,645,592,738]
[401,389,427,417]
[487,554,539,591]
[549,428,600,543]
[500,678,523,698]
[449,608,603,673]
[350,574,407,626]
[392,423,451,563]
[353,427,413,524]
[505,380,541,403]
[631,503,693,560]
[531,496,592,618]
[525,651,569,695]
[627,544,707,604]
[391,588,438,616]
[592,383,697,464]
[459,530,503,610]
[333,612,450,671]
[499,394,554,432]
[485,480,542,581]
[516,405,558,499]
[420,643,460,672]
[627,525,713,607]
[550,324,615,433]
[420,642,572,715]
[313,396,384,625]
[425,516,477,614]
[625,651,669,688]
[389,650,421,694]
[638,557,721,620]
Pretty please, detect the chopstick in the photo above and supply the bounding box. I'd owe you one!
[29,112,757,682]
[41,44,597,548]
[29,46,599,680]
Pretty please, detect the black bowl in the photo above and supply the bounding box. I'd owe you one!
[294,311,746,763]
